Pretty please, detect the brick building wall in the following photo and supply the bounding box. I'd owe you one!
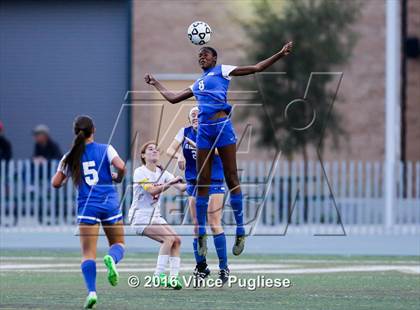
[131,0,420,162]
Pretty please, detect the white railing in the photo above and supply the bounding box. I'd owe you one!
[0,160,419,234]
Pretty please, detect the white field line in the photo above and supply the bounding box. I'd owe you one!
[2,257,420,265]
[4,256,267,262]
[0,263,296,270]
[244,265,420,274]
[0,251,266,263]
[0,262,198,268]
[0,257,181,262]
[0,263,419,274]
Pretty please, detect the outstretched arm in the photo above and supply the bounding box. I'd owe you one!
[230,41,293,76]
[143,176,184,196]
[145,74,194,104]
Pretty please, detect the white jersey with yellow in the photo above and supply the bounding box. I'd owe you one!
[129,165,175,234]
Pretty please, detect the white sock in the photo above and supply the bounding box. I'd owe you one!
[88,291,97,297]
[169,256,181,277]
[154,255,169,276]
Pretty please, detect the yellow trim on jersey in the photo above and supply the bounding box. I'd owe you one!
[138,177,153,191]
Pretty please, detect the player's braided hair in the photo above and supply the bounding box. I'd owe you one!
[63,115,94,186]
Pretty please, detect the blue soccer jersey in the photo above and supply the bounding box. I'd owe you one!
[57,142,122,224]
[190,64,237,123]
[174,126,224,182]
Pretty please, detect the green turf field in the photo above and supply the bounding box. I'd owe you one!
[1,250,419,310]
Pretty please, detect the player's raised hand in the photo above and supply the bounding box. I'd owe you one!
[177,155,186,171]
[144,74,157,85]
[280,41,293,56]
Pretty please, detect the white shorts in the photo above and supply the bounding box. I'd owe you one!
[128,208,168,235]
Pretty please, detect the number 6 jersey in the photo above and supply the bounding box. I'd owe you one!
[57,142,119,207]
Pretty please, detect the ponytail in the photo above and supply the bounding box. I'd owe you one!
[63,115,94,186]
[63,131,86,185]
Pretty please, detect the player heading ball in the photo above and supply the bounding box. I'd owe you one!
[145,39,293,261]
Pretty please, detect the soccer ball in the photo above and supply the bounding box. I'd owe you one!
[187,21,212,45]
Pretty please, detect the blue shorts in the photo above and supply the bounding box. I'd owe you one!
[77,199,122,225]
[196,118,237,150]
[186,181,226,197]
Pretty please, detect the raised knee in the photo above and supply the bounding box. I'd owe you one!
[164,236,175,245]
[173,236,182,247]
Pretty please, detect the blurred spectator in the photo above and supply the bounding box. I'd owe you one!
[0,121,12,161]
[32,124,62,162]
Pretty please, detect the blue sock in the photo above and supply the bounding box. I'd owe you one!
[81,259,96,293]
[213,233,228,269]
[108,243,125,264]
[193,238,206,264]
[196,195,209,236]
[230,193,245,236]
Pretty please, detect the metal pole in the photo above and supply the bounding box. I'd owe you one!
[385,0,401,228]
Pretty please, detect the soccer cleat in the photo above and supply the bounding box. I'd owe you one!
[218,267,230,285]
[232,235,245,256]
[154,273,169,287]
[193,263,211,279]
[169,275,183,290]
[160,273,168,287]
[83,292,97,309]
[197,235,208,257]
[103,255,119,286]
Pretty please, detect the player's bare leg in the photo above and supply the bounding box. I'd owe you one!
[143,224,181,288]
[103,221,125,287]
[161,224,183,289]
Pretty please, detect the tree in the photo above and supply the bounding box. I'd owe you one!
[238,0,361,223]
[239,0,361,161]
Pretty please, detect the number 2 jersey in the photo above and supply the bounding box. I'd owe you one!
[174,126,224,183]
[57,142,119,208]
[190,64,237,123]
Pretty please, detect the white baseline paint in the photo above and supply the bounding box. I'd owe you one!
[1,262,419,275]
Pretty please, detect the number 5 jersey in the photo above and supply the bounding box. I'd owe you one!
[57,142,119,208]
